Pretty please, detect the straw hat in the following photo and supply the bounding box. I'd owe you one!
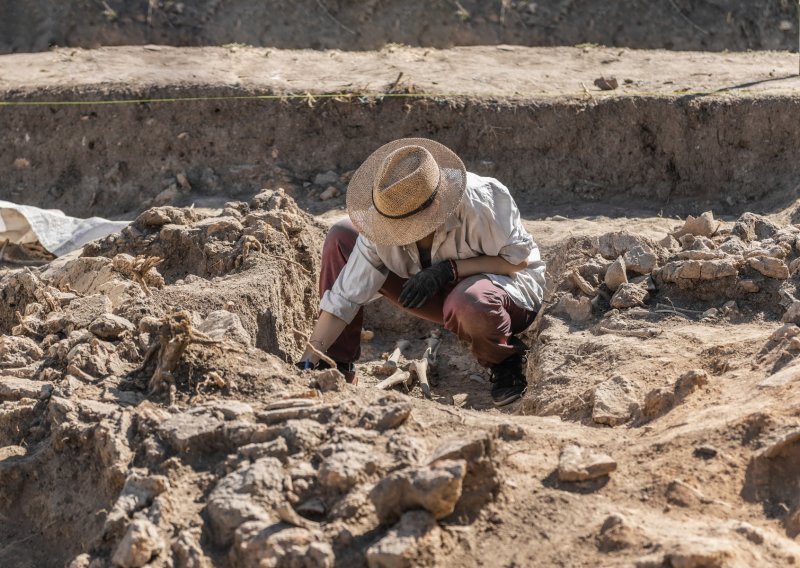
[346,138,467,246]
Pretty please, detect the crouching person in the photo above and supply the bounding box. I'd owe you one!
[298,138,545,406]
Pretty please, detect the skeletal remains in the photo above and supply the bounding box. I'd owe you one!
[376,330,442,399]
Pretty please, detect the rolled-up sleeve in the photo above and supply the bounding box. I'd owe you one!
[320,235,388,323]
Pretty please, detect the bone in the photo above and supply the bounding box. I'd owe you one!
[379,339,412,375]
[410,330,442,399]
[376,369,413,391]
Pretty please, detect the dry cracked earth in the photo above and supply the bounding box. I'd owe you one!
[1,185,800,567]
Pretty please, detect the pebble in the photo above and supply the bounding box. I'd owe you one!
[557,445,617,482]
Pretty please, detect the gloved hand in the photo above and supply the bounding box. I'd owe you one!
[399,260,456,309]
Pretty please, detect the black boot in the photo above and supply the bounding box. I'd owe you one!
[489,337,528,407]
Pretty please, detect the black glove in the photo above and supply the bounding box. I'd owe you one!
[399,260,456,309]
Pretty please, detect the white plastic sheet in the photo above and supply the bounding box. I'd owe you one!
[0,200,129,257]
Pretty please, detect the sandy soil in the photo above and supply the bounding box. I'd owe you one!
[2,45,798,98]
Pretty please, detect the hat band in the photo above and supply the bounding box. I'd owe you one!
[372,170,441,220]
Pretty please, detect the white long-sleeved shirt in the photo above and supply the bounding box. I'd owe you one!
[321,173,546,323]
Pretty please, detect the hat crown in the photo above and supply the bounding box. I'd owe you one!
[373,145,441,219]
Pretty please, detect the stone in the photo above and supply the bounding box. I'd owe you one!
[748,256,789,279]
[171,529,212,568]
[597,232,651,259]
[105,472,169,539]
[672,211,718,238]
[314,170,339,187]
[206,458,285,546]
[555,295,593,322]
[596,514,640,552]
[604,256,628,291]
[359,395,412,431]
[0,377,52,400]
[319,186,340,201]
[89,313,135,339]
[783,302,800,325]
[366,511,441,568]
[657,259,739,283]
[592,375,640,426]
[760,361,800,388]
[557,445,617,482]
[642,387,675,419]
[197,310,252,346]
[739,278,760,293]
[429,431,493,465]
[675,369,708,398]
[732,212,779,242]
[610,283,648,309]
[318,441,378,492]
[233,523,334,568]
[0,335,43,366]
[666,479,707,507]
[369,460,467,524]
[158,411,224,454]
[313,368,346,392]
[659,234,680,250]
[623,245,658,274]
[111,519,165,568]
[238,438,289,463]
[53,294,113,331]
[594,76,619,90]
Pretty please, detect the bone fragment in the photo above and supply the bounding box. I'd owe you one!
[410,330,442,399]
[375,369,413,391]
[379,339,411,375]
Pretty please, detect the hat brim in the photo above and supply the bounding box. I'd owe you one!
[346,138,467,247]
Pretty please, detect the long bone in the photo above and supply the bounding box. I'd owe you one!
[409,330,442,400]
[378,339,411,375]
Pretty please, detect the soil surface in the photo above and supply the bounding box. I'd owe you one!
[1,0,798,53]
[2,46,799,224]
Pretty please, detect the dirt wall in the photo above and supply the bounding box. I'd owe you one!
[0,0,796,54]
[2,90,800,219]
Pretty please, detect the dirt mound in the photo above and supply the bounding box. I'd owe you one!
[3,201,800,566]
[2,0,795,54]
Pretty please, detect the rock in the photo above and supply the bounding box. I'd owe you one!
[105,472,169,539]
[623,245,658,274]
[718,236,747,255]
[604,256,628,291]
[642,387,675,419]
[596,514,640,552]
[111,519,165,568]
[598,232,652,259]
[313,368,346,392]
[738,278,760,293]
[314,170,339,187]
[158,411,224,455]
[366,511,441,568]
[657,259,739,283]
[732,212,779,242]
[555,295,593,322]
[232,523,334,568]
[197,310,252,345]
[760,361,800,388]
[666,479,707,507]
[319,186,340,201]
[58,294,113,330]
[610,283,648,309]
[428,431,498,514]
[693,446,718,460]
[748,256,789,279]
[171,529,212,568]
[594,76,619,90]
[238,438,290,463]
[675,369,708,398]
[206,458,285,546]
[659,234,680,250]
[369,460,466,524]
[0,377,52,400]
[672,211,718,238]
[359,394,412,431]
[592,375,640,426]
[318,441,379,492]
[557,445,617,482]
[0,335,43,366]
[89,313,136,339]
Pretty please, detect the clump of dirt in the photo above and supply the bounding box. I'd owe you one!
[3,200,800,567]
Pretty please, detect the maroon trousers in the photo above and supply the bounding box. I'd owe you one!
[321,219,537,367]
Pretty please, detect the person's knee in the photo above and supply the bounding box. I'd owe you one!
[323,219,358,254]
[443,279,503,333]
